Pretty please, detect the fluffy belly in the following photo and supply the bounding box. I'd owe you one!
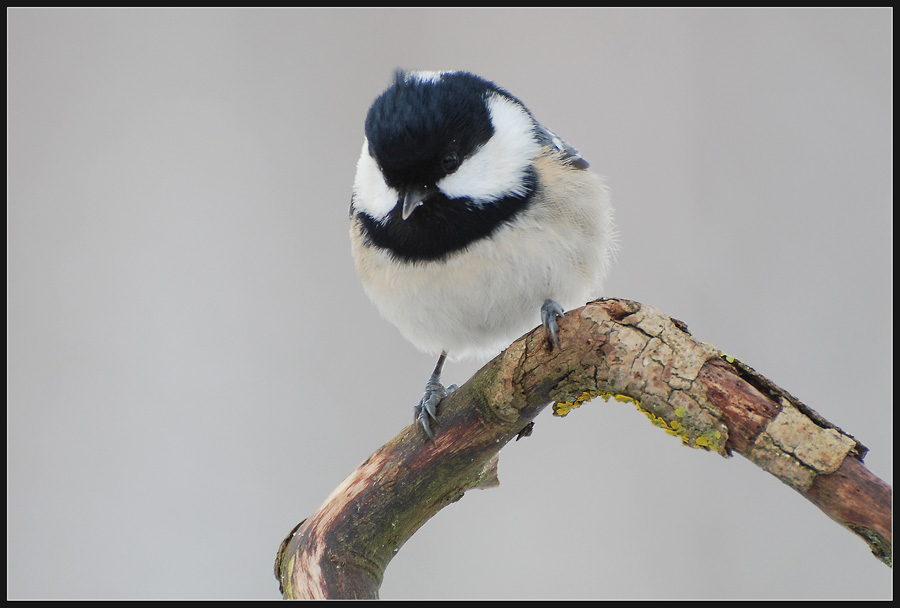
[353,217,604,360]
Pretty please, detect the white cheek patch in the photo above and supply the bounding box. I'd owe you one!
[437,94,539,203]
[352,139,399,222]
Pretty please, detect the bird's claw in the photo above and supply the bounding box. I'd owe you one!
[414,383,443,441]
[541,299,565,350]
[413,377,459,441]
[413,352,456,441]
[414,382,457,441]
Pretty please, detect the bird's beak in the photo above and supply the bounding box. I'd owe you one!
[401,185,432,220]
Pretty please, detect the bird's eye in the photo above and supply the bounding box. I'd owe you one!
[441,151,459,173]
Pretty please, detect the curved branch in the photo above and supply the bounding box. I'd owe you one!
[275,298,892,599]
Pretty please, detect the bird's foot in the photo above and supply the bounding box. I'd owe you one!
[413,351,456,441]
[414,379,457,441]
[541,299,565,350]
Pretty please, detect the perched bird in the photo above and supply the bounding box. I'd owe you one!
[350,70,616,439]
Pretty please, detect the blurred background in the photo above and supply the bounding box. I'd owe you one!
[7,8,891,599]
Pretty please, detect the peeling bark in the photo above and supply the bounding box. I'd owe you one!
[275,298,892,599]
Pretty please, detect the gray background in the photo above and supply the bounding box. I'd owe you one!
[7,8,891,600]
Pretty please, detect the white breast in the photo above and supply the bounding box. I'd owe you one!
[351,152,615,360]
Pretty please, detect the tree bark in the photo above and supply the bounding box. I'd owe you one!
[274,298,892,599]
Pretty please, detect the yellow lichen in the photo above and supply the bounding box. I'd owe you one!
[553,387,726,454]
[629,399,724,452]
[553,390,604,417]
[696,429,723,449]
[553,390,640,417]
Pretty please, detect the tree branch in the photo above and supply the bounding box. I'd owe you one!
[274,298,892,599]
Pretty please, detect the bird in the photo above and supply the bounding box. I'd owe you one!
[349,70,616,440]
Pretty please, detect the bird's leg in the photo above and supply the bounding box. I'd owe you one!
[541,299,565,350]
[414,350,456,440]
